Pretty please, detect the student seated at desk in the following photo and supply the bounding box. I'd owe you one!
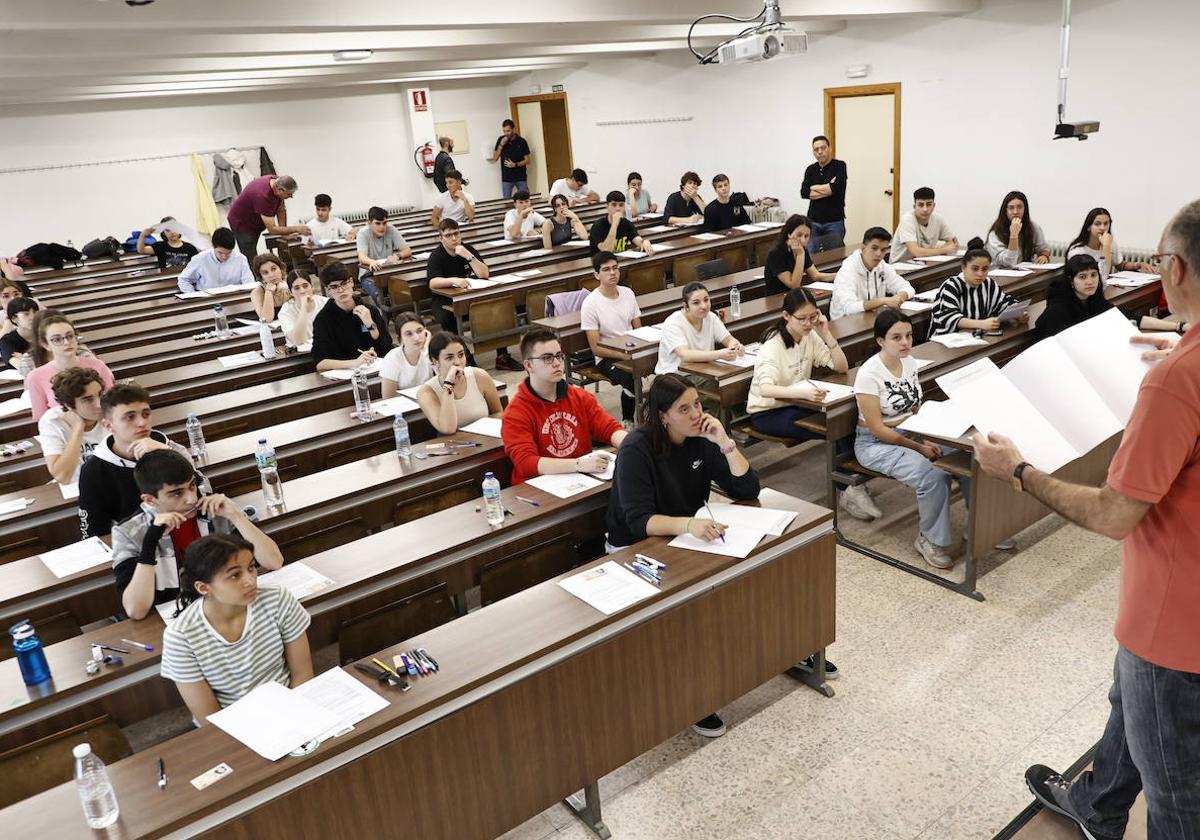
[763,214,834,295]
[415,331,502,434]
[662,171,706,226]
[549,168,599,207]
[853,309,964,570]
[431,170,476,227]
[135,216,198,271]
[112,449,283,620]
[624,171,657,218]
[985,191,1050,268]
[0,277,35,340]
[1034,254,1114,340]
[654,282,745,375]
[1066,207,1154,281]
[702,173,752,232]
[589,191,655,256]
[380,311,432,397]
[0,296,37,370]
[357,206,413,312]
[161,534,313,723]
[503,189,546,242]
[542,195,589,248]
[303,193,354,245]
[891,187,959,262]
[26,310,116,420]
[38,367,107,485]
[829,227,915,320]
[502,327,626,485]
[78,381,192,539]
[928,241,1022,338]
[581,251,642,422]
[177,227,254,294]
[278,269,327,348]
[250,254,288,323]
[312,261,393,373]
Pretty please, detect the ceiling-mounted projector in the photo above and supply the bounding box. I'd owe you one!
[717,27,807,64]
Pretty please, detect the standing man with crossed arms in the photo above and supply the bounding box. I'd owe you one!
[975,199,1200,840]
[800,136,848,248]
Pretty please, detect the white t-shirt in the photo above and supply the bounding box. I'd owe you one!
[36,406,108,483]
[379,346,433,391]
[580,287,641,356]
[1066,242,1123,280]
[853,353,922,423]
[550,179,589,203]
[304,216,352,244]
[503,208,547,241]
[434,191,475,223]
[655,310,731,375]
[890,212,956,262]
[278,294,328,347]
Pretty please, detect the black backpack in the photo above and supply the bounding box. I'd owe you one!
[82,237,123,260]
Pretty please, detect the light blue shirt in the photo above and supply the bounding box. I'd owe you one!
[177,249,253,293]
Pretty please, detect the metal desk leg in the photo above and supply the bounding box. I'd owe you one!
[564,781,611,839]
[786,647,835,698]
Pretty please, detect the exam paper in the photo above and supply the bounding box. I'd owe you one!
[692,232,725,241]
[0,369,23,382]
[614,250,647,259]
[39,537,112,579]
[911,289,939,302]
[697,503,797,536]
[809,381,858,403]
[369,395,419,418]
[0,497,33,515]
[175,291,210,300]
[910,357,936,370]
[156,601,181,627]
[208,682,342,762]
[594,451,616,481]
[900,301,935,314]
[643,225,674,233]
[465,277,500,289]
[1107,270,1159,288]
[916,254,957,264]
[1017,262,1064,271]
[897,400,974,439]
[59,482,79,500]
[320,360,383,381]
[459,417,503,438]
[623,326,663,342]
[218,350,265,369]
[295,668,390,739]
[559,240,589,248]
[514,269,542,278]
[929,333,989,349]
[989,269,1032,278]
[805,281,837,292]
[235,319,280,329]
[486,274,522,284]
[526,472,603,498]
[524,248,552,257]
[258,562,336,601]
[558,561,659,615]
[399,385,422,401]
[208,280,258,294]
[734,223,766,232]
[0,391,31,417]
[483,239,511,247]
[1051,307,1151,423]
[889,262,924,272]
[669,524,766,558]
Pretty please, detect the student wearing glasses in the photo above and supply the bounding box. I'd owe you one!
[26,310,115,420]
[311,262,393,373]
[415,331,502,435]
[501,327,626,485]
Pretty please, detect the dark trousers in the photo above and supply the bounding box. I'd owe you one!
[597,358,636,421]
[749,405,823,442]
[233,228,261,260]
[1069,646,1200,839]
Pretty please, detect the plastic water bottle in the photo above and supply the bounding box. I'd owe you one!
[73,743,120,829]
[255,438,284,508]
[351,367,373,419]
[185,413,207,459]
[213,304,229,337]
[9,619,51,685]
[393,414,412,460]
[729,284,742,318]
[258,320,276,359]
[67,239,81,267]
[17,353,35,379]
[482,472,504,525]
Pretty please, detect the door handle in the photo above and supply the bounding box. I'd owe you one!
[883,189,894,196]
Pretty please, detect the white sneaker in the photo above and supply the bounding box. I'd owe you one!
[851,484,883,518]
[915,534,955,569]
[840,485,879,521]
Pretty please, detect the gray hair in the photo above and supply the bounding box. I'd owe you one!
[1164,198,1200,281]
[275,175,298,192]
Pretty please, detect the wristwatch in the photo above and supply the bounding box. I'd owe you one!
[1011,461,1031,492]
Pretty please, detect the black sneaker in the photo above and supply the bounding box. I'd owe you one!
[1025,765,1115,840]
[691,713,726,738]
[494,352,524,372]
[793,654,839,680]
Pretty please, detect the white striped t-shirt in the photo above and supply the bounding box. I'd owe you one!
[160,584,310,708]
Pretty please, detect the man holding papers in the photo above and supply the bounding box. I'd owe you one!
[974,200,1200,840]
[829,227,915,320]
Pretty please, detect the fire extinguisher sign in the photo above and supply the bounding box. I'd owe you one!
[411,90,429,112]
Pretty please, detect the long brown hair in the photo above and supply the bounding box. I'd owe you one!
[637,373,695,457]
[32,309,74,367]
[989,190,1038,261]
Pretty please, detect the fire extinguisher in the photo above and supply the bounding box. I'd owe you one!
[414,143,435,179]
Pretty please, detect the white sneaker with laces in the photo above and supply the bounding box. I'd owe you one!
[839,485,878,521]
[915,534,955,569]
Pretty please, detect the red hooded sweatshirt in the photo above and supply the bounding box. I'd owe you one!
[501,378,622,485]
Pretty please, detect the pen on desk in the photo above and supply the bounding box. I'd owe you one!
[634,553,667,571]
[702,502,726,544]
[631,560,661,581]
[372,657,402,680]
[514,495,541,507]
[419,648,439,671]
[121,638,154,651]
[410,651,427,676]
[157,757,167,791]
[96,644,130,654]
[624,562,661,587]
[417,649,437,673]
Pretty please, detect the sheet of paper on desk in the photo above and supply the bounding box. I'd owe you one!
[209,682,341,761]
[715,353,758,368]
[156,601,181,627]
[929,333,988,349]
[59,482,79,500]
[526,472,603,498]
[560,240,589,248]
[692,232,725,241]
[459,417,503,438]
[669,525,766,558]
[806,281,836,292]
[39,536,112,578]
[514,269,542,277]
[236,319,280,329]
[0,391,31,417]
[466,277,500,289]
[217,350,264,369]
[916,254,957,263]
[409,251,431,261]
[624,326,663,342]
[594,451,616,481]
[889,262,924,272]
[911,289,938,302]
[697,503,797,536]
[320,359,383,380]
[559,561,659,615]
[208,280,258,293]
[258,562,335,601]
[636,213,662,220]
[643,225,674,233]
[647,242,674,251]
[487,274,522,284]
[900,301,935,313]
[989,269,1031,278]
[898,400,974,439]
[811,381,857,403]
[615,250,647,259]
[734,223,766,232]
[175,291,210,300]
[1107,271,1159,287]
[295,668,389,739]
[1018,262,1064,271]
[484,239,511,247]
[0,369,23,382]
[524,248,552,257]
[399,385,422,401]
[0,496,34,515]
[369,395,419,417]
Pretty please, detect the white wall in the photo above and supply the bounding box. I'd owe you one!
[429,82,514,202]
[509,0,1194,250]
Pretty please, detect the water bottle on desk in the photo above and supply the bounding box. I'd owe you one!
[185,413,207,460]
[17,353,35,379]
[729,284,741,318]
[255,438,285,508]
[393,414,412,461]
[351,367,373,420]
[212,304,229,337]
[9,619,51,685]
[482,472,504,525]
[258,320,276,359]
[73,743,120,829]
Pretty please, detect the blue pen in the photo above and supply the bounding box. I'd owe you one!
[631,560,661,580]
[703,502,726,543]
[634,553,668,570]
[623,562,661,587]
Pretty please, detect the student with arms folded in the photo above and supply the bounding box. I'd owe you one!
[985,190,1050,268]
[763,214,834,295]
[38,367,107,486]
[800,136,848,246]
[161,534,313,724]
[380,311,433,397]
[829,227,915,320]
[311,262,393,373]
[580,251,642,422]
[415,331,502,435]
[891,187,959,262]
[928,241,1022,338]
[661,171,706,226]
[655,282,744,375]
[26,310,116,420]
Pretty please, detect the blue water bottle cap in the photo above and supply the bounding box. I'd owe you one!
[9,620,33,639]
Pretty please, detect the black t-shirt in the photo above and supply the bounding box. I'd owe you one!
[0,331,29,369]
[702,199,751,232]
[433,152,455,193]
[662,191,701,223]
[763,244,814,296]
[588,217,639,255]
[152,239,199,271]
[495,135,530,182]
[427,243,485,306]
[800,159,848,224]
[310,298,393,366]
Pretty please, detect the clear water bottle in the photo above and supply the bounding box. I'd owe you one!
[212,304,229,337]
[729,284,741,318]
[185,413,207,459]
[393,414,412,460]
[351,367,373,420]
[255,438,284,508]
[482,472,504,526]
[67,239,81,267]
[9,619,51,685]
[73,743,120,829]
[258,320,276,359]
[17,353,35,379]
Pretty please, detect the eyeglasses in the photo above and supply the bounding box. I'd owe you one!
[324,279,352,292]
[527,352,566,365]
[1148,253,1176,270]
[47,332,78,345]
[790,314,822,325]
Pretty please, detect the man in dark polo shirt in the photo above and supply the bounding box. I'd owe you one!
[489,119,531,200]
[226,174,311,259]
[799,136,848,248]
[312,261,392,373]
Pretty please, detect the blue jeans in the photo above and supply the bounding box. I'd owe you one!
[853,427,966,547]
[1069,646,1200,839]
[357,271,385,312]
[808,220,846,250]
[502,180,529,199]
[749,406,823,442]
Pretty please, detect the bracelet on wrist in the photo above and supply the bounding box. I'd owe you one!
[683,517,693,535]
[720,441,736,454]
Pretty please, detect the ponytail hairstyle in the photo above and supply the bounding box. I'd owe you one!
[1068,207,1113,253]
[638,372,694,457]
[680,281,709,310]
[427,330,466,363]
[175,534,256,613]
[989,190,1037,261]
[775,214,813,250]
[32,309,74,367]
[961,236,990,267]
[761,287,820,348]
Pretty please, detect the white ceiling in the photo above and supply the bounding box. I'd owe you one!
[0,0,980,106]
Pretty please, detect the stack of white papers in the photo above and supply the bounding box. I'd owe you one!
[989,269,1032,278]
[898,400,973,439]
[1017,261,1064,271]
[615,250,647,259]
[916,254,957,264]
[39,537,112,579]
[294,668,389,738]
[734,223,766,232]
[698,502,797,535]
[320,360,383,381]
[692,232,725,241]
[669,525,765,558]
[623,326,663,342]
[369,395,418,417]
[930,333,989,349]
[1107,271,1159,288]
[209,682,342,761]
[806,281,837,292]
[258,562,336,601]
[526,472,603,498]
[218,350,265,369]
[809,381,858,403]
[559,561,659,615]
[460,417,503,438]
[900,301,935,314]
[889,262,925,272]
